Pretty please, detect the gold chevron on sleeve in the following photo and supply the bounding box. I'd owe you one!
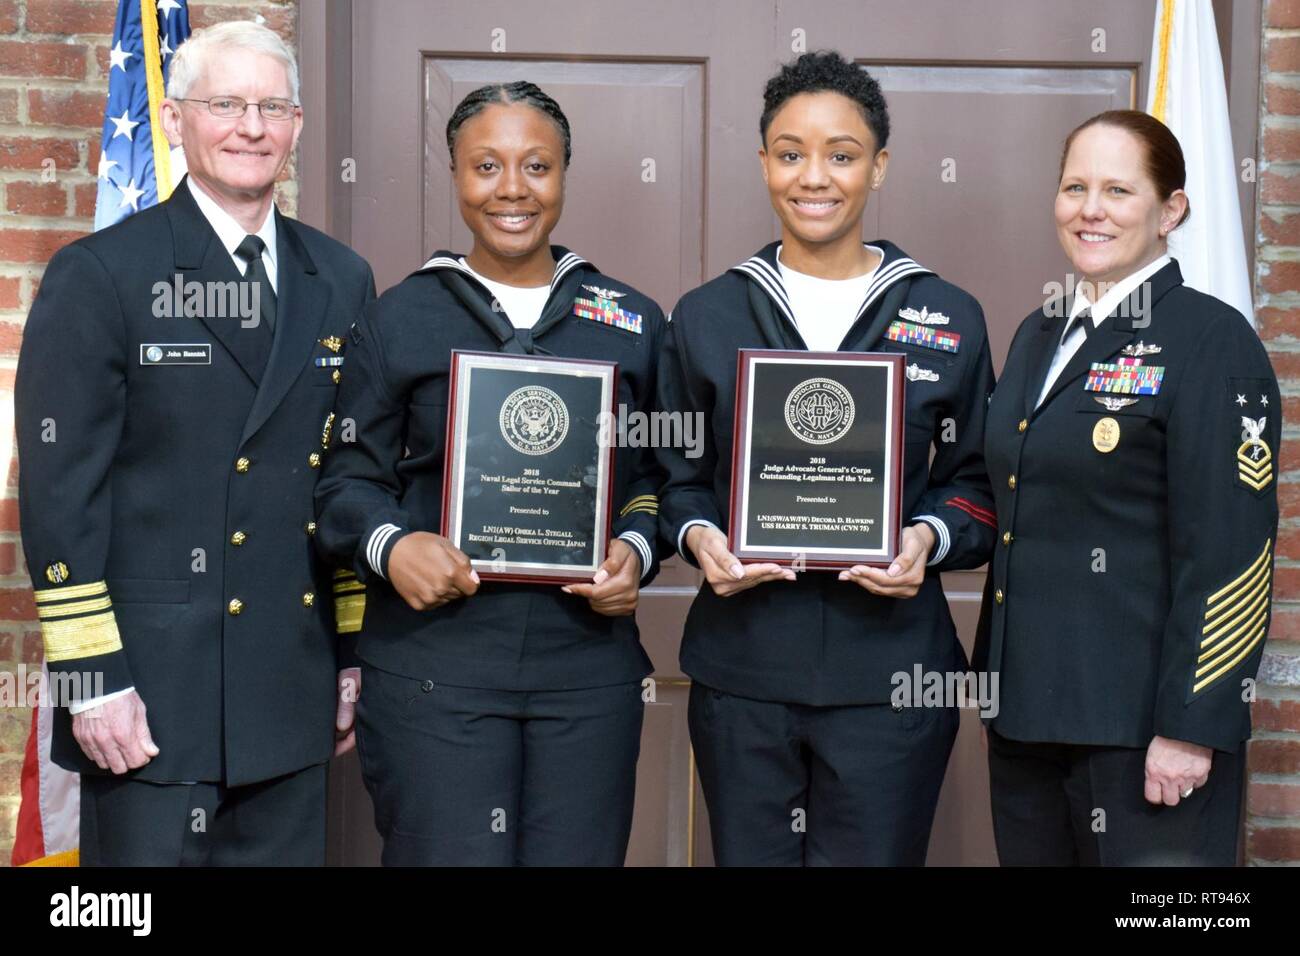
[332,569,366,635]
[618,494,659,517]
[33,580,123,662]
[1193,540,1272,696]
[1237,441,1273,490]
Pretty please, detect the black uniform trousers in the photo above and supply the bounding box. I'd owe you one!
[689,682,958,866]
[79,764,327,866]
[987,728,1244,866]
[355,663,644,866]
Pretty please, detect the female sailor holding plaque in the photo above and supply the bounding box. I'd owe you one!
[655,52,998,865]
[975,111,1279,865]
[314,82,668,866]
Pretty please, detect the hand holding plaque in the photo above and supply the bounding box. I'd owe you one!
[442,351,618,584]
[728,349,905,569]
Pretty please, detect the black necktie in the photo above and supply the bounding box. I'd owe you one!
[1065,307,1092,342]
[235,234,277,333]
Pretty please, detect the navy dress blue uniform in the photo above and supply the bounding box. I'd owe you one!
[313,247,668,866]
[15,176,376,865]
[656,241,997,865]
[975,258,1279,865]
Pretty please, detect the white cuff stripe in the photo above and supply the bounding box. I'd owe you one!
[618,531,653,582]
[912,515,950,566]
[678,519,720,560]
[366,523,402,579]
[68,685,135,715]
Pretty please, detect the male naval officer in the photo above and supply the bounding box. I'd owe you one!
[14,21,375,865]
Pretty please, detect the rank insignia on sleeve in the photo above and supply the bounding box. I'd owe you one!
[906,362,939,382]
[574,294,642,334]
[898,306,949,326]
[333,569,366,635]
[1084,360,1164,395]
[34,579,121,661]
[1237,415,1273,491]
[45,561,69,585]
[885,320,960,353]
[1190,539,1271,698]
[319,336,343,353]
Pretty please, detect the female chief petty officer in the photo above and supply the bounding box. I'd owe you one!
[975,110,1279,866]
[655,51,998,865]
[314,82,668,866]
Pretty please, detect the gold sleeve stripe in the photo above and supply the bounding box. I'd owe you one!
[1204,541,1271,606]
[335,593,365,634]
[333,568,358,580]
[1193,623,1267,694]
[619,495,658,517]
[1202,577,1271,644]
[1200,602,1269,663]
[41,612,123,662]
[37,596,113,619]
[333,581,365,595]
[34,580,109,603]
[1192,539,1273,696]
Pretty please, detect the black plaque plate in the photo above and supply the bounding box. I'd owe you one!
[442,350,618,583]
[728,349,905,568]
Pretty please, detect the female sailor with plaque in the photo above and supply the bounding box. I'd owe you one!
[656,52,998,865]
[976,111,1279,865]
[314,82,668,865]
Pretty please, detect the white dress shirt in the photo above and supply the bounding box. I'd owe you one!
[186,176,278,292]
[70,180,281,716]
[1035,255,1171,407]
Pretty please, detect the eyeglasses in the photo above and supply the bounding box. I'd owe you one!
[177,96,299,121]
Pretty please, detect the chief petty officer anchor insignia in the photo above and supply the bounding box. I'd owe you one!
[1234,385,1274,493]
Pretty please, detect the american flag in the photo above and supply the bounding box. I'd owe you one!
[94,0,191,230]
[10,0,191,868]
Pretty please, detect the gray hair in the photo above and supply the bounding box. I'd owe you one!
[166,20,299,103]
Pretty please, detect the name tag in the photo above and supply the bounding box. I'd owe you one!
[140,343,212,365]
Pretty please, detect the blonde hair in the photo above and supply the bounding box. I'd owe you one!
[166,20,299,103]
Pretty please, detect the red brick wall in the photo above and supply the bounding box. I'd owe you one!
[0,0,296,865]
[1252,0,1300,864]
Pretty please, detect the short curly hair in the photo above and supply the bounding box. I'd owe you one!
[760,51,889,150]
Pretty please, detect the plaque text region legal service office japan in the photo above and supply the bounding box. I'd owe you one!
[728,350,905,569]
[442,351,618,584]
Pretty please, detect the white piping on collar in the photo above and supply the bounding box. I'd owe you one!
[417,251,588,297]
[732,246,933,337]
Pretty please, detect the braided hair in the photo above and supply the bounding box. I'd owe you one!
[446,81,572,168]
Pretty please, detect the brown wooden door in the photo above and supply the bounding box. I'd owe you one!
[300,0,1259,866]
